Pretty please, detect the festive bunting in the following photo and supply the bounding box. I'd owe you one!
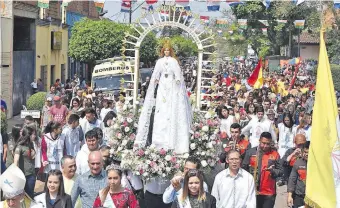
[200,16,210,25]
[294,20,305,29]
[216,19,228,28]
[262,28,267,34]
[94,0,105,12]
[296,0,305,5]
[146,0,157,4]
[238,19,247,29]
[161,9,170,19]
[38,0,49,8]
[334,0,340,9]
[121,1,131,13]
[142,5,154,11]
[176,0,191,11]
[277,20,287,24]
[259,20,268,27]
[262,0,271,8]
[207,0,220,11]
[226,0,244,7]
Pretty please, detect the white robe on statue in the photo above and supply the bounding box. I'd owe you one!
[135,56,192,154]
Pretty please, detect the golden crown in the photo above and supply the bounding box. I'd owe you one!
[162,39,172,49]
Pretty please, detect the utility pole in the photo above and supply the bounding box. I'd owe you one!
[129,1,132,24]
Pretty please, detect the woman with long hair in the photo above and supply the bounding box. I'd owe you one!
[69,97,83,116]
[6,124,23,168]
[93,166,140,208]
[41,121,64,180]
[293,113,312,141]
[13,126,37,198]
[277,113,295,157]
[176,170,216,208]
[103,111,117,145]
[25,123,42,178]
[34,170,72,208]
[218,106,236,139]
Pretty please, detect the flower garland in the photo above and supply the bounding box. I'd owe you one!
[189,109,221,171]
[121,144,186,181]
[107,97,139,157]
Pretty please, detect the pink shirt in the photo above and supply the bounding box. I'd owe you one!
[50,105,68,125]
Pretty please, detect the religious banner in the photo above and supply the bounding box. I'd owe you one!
[38,0,49,9]
[207,0,220,11]
[259,20,268,27]
[238,19,247,29]
[294,20,305,29]
[216,19,228,28]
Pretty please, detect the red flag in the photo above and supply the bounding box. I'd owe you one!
[247,58,262,86]
[289,65,300,90]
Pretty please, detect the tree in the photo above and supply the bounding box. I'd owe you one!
[69,18,129,64]
[229,1,320,56]
[159,35,198,59]
[140,32,158,67]
[326,6,340,63]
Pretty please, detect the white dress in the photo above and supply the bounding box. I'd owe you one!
[220,116,235,138]
[135,56,192,154]
[277,123,295,157]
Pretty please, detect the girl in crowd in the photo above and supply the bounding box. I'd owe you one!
[293,113,312,141]
[176,170,216,208]
[13,126,36,198]
[41,121,64,180]
[277,113,295,157]
[93,165,140,208]
[35,170,72,208]
[245,103,256,120]
[69,98,83,116]
[218,106,236,138]
[6,124,23,168]
[26,123,42,178]
[103,111,117,144]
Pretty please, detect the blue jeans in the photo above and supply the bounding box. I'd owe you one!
[25,174,36,198]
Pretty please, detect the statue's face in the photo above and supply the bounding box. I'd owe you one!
[164,48,170,57]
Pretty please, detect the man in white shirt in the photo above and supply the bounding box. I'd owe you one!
[61,114,83,157]
[212,150,256,208]
[79,108,104,137]
[241,106,277,147]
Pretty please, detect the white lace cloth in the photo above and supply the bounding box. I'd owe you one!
[135,56,192,154]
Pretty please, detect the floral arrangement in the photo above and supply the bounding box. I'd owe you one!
[189,108,221,171]
[107,97,139,157]
[121,144,186,181]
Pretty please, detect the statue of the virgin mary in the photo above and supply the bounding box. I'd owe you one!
[135,40,192,154]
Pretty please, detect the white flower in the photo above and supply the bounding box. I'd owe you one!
[113,124,119,130]
[145,151,149,155]
[205,112,211,119]
[143,172,149,177]
[190,143,196,150]
[127,118,133,123]
[201,151,206,156]
[183,153,189,158]
[165,155,172,161]
[146,160,151,165]
[201,160,208,167]
[162,173,166,177]
[134,123,138,128]
[122,140,128,146]
[202,126,209,132]
[135,171,140,176]
[206,142,213,149]
[118,146,123,151]
[125,127,130,132]
[165,167,171,172]
[123,105,128,110]
[150,144,156,149]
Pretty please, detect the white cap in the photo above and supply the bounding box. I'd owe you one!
[0,164,26,198]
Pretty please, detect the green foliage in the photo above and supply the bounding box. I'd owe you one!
[1,112,7,133]
[159,36,198,58]
[327,9,340,63]
[330,65,340,91]
[69,18,129,63]
[27,92,47,111]
[229,1,320,56]
[140,32,158,67]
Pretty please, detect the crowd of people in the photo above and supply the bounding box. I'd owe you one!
[0,57,319,208]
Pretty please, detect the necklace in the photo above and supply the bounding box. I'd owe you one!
[189,195,201,208]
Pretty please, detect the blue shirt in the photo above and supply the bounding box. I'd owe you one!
[71,170,107,208]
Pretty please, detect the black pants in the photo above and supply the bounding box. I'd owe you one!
[293,194,305,207]
[145,191,172,208]
[256,195,276,208]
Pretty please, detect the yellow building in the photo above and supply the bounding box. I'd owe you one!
[35,24,68,90]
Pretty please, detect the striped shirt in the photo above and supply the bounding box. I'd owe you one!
[71,170,107,208]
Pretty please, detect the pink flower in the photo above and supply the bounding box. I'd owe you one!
[199,123,203,128]
[159,148,167,155]
[139,169,144,174]
[171,157,177,164]
[128,113,134,118]
[194,132,200,138]
[123,121,128,127]
[150,161,156,168]
[207,119,213,126]
[129,133,136,140]
[138,149,145,156]
[175,163,180,169]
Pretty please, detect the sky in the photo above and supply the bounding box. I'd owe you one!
[103,1,233,23]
